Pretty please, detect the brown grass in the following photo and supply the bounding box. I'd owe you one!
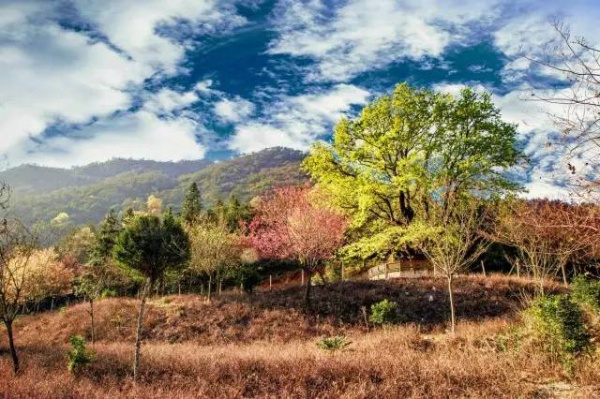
[0,275,597,398]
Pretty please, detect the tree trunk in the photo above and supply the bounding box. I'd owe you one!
[90,298,95,347]
[447,275,456,334]
[4,319,19,373]
[218,280,222,297]
[560,263,568,285]
[207,274,212,302]
[304,270,312,309]
[133,279,150,382]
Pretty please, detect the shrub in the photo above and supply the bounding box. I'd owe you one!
[523,294,590,371]
[67,335,94,373]
[571,275,600,313]
[369,299,399,325]
[316,336,351,353]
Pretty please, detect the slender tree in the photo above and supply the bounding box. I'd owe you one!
[0,228,73,373]
[419,199,491,333]
[528,22,600,198]
[181,182,202,224]
[186,217,241,301]
[113,211,190,381]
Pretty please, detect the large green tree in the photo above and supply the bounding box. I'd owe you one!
[113,211,190,381]
[304,83,523,260]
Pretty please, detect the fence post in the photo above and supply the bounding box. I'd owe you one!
[385,263,389,280]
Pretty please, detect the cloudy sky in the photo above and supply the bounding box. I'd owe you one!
[1,0,599,196]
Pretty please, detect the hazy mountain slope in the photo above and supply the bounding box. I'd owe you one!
[1,148,308,227]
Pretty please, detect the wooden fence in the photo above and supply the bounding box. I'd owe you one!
[368,259,433,280]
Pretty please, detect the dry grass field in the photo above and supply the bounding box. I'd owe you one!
[0,275,598,398]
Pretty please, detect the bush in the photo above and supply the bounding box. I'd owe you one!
[571,275,600,313]
[316,336,351,353]
[523,294,590,371]
[369,299,399,325]
[67,335,94,373]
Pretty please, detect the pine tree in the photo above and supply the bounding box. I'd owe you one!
[181,182,202,224]
[91,209,121,263]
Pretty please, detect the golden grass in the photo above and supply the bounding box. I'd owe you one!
[0,276,596,398]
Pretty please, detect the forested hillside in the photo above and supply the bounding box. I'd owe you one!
[0,148,307,227]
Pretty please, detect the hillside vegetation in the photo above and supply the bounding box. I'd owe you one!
[0,148,307,227]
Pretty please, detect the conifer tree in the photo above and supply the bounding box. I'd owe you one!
[181,182,202,224]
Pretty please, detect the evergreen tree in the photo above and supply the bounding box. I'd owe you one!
[181,182,202,224]
[91,209,121,263]
[113,212,190,380]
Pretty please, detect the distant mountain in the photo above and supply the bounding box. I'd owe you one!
[0,147,308,227]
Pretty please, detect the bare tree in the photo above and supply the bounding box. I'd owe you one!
[0,183,37,373]
[528,22,600,197]
[492,200,597,293]
[419,199,491,333]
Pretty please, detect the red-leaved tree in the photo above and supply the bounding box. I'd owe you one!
[245,186,347,308]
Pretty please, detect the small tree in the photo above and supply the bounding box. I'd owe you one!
[246,186,348,308]
[420,199,491,333]
[0,236,73,372]
[493,200,596,292]
[76,210,124,346]
[146,195,163,215]
[181,182,202,224]
[113,211,190,381]
[186,217,241,301]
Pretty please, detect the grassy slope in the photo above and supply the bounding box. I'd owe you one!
[2,276,599,398]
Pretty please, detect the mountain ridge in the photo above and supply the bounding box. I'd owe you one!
[0,147,308,227]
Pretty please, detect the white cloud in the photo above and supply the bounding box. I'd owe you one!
[72,0,246,75]
[268,0,503,82]
[229,84,370,153]
[0,0,244,167]
[214,97,256,123]
[143,88,200,115]
[12,111,204,168]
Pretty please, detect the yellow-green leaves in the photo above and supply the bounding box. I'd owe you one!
[304,82,523,260]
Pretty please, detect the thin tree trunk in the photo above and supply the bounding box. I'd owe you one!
[560,263,568,285]
[304,270,312,309]
[447,275,456,334]
[90,298,95,347]
[218,280,222,297]
[4,319,19,373]
[480,260,486,277]
[133,279,150,382]
[207,274,212,302]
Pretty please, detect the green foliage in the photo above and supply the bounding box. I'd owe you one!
[113,213,191,285]
[181,182,202,224]
[571,275,600,313]
[2,148,307,240]
[523,294,591,371]
[369,299,399,325]
[304,83,523,260]
[66,335,94,373]
[316,336,351,352]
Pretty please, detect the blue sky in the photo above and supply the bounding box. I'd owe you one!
[1,0,599,197]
